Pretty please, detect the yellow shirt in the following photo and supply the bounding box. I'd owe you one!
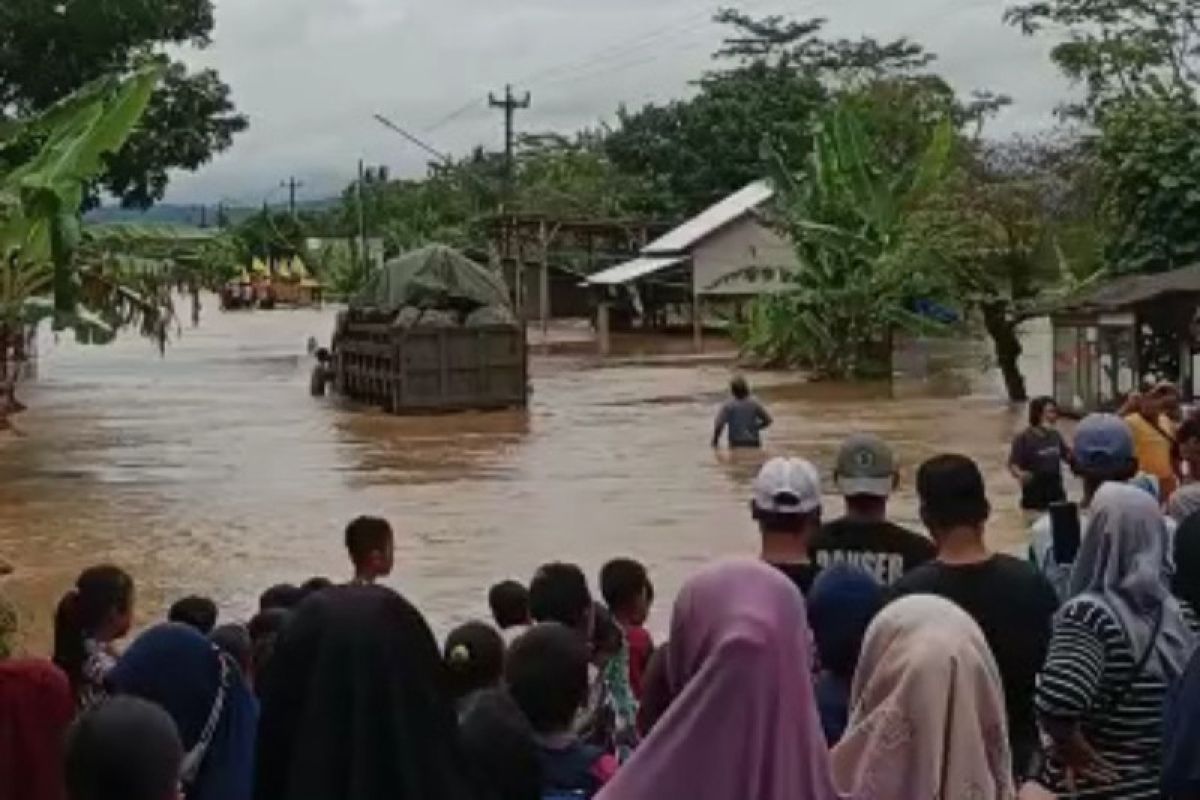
[1124,413,1178,491]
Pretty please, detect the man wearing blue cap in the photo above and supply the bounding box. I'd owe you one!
[1028,413,1147,598]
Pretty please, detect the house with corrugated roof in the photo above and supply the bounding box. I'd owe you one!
[585,180,799,351]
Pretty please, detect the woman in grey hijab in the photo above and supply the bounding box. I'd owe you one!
[1033,483,1197,799]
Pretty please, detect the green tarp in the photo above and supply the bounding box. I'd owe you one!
[351,244,512,313]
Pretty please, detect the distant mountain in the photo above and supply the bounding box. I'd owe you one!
[84,198,340,227]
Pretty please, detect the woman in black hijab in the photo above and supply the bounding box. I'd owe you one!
[254,584,474,800]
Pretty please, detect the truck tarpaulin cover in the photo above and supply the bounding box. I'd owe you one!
[351,244,511,313]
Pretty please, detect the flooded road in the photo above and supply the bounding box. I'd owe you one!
[0,304,1053,652]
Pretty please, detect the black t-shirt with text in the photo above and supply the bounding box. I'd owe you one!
[810,518,936,586]
[889,554,1060,774]
[770,561,821,597]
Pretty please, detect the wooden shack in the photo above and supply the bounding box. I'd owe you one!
[1051,265,1200,414]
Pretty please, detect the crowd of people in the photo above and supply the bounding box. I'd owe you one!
[3,380,1200,800]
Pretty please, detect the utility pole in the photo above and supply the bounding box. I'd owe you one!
[356,159,368,276]
[488,85,530,314]
[198,204,208,229]
[281,177,304,217]
[488,85,530,203]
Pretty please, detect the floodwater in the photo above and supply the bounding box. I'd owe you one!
[0,303,1054,652]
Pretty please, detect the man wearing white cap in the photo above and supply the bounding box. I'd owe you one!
[750,456,824,595]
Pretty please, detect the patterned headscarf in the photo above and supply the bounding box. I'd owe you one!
[832,595,1015,800]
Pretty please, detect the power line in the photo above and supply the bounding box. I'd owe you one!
[423,96,486,133]
[372,113,452,163]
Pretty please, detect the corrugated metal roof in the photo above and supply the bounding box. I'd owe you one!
[585,256,687,286]
[643,180,774,254]
[1055,264,1200,314]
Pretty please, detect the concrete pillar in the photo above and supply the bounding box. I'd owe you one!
[597,301,611,357]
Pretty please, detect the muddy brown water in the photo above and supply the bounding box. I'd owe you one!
[0,305,1055,653]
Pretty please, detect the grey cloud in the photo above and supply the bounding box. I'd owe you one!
[164,0,1076,203]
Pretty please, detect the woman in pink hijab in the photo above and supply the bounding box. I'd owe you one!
[597,558,844,800]
[831,594,1015,800]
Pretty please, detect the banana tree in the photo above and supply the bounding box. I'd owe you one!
[0,63,165,420]
[734,103,960,377]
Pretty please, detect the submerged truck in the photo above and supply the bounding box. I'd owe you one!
[332,245,527,413]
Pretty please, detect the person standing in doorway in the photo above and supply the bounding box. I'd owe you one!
[712,377,772,449]
[810,434,935,586]
[1008,396,1071,522]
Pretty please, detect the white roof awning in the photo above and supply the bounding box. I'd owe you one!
[643,180,774,254]
[585,255,687,286]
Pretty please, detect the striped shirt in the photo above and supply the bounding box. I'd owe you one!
[1036,598,1194,799]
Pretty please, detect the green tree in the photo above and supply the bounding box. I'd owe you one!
[1,64,167,422]
[604,9,936,216]
[1094,95,1200,272]
[0,0,247,208]
[1008,0,1200,274]
[735,104,958,377]
[1006,0,1199,117]
[918,135,1104,400]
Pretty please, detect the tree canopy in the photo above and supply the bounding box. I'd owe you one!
[0,0,247,208]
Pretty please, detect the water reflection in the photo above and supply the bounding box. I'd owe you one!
[0,304,1050,652]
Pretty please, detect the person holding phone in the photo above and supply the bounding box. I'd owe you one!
[1028,414,1141,600]
[1032,483,1196,800]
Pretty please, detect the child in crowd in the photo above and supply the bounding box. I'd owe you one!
[167,595,218,635]
[64,697,184,800]
[248,608,290,698]
[344,516,395,585]
[599,558,654,698]
[805,564,883,744]
[53,565,135,709]
[580,604,639,759]
[258,583,303,611]
[488,579,532,643]
[299,576,333,597]
[211,623,254,681]
[443,621,505,718]
[529,562,593,637]
[507,623,618,799]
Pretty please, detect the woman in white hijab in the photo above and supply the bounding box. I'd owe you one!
[1034,482,1196,799]
[831,594,1015,800]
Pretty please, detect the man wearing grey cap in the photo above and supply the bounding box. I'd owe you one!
[809,434,936,586]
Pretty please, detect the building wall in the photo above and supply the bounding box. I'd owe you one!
[690,215,799,296]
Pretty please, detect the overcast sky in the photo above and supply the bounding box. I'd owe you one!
[162,0,1074,204]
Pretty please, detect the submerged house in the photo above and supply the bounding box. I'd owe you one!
[1050,265,1200,413]
[585,181,799,352]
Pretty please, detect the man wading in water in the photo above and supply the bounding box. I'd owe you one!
[712,377,772,449]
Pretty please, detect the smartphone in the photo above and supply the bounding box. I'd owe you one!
[1049,501,1081,565]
